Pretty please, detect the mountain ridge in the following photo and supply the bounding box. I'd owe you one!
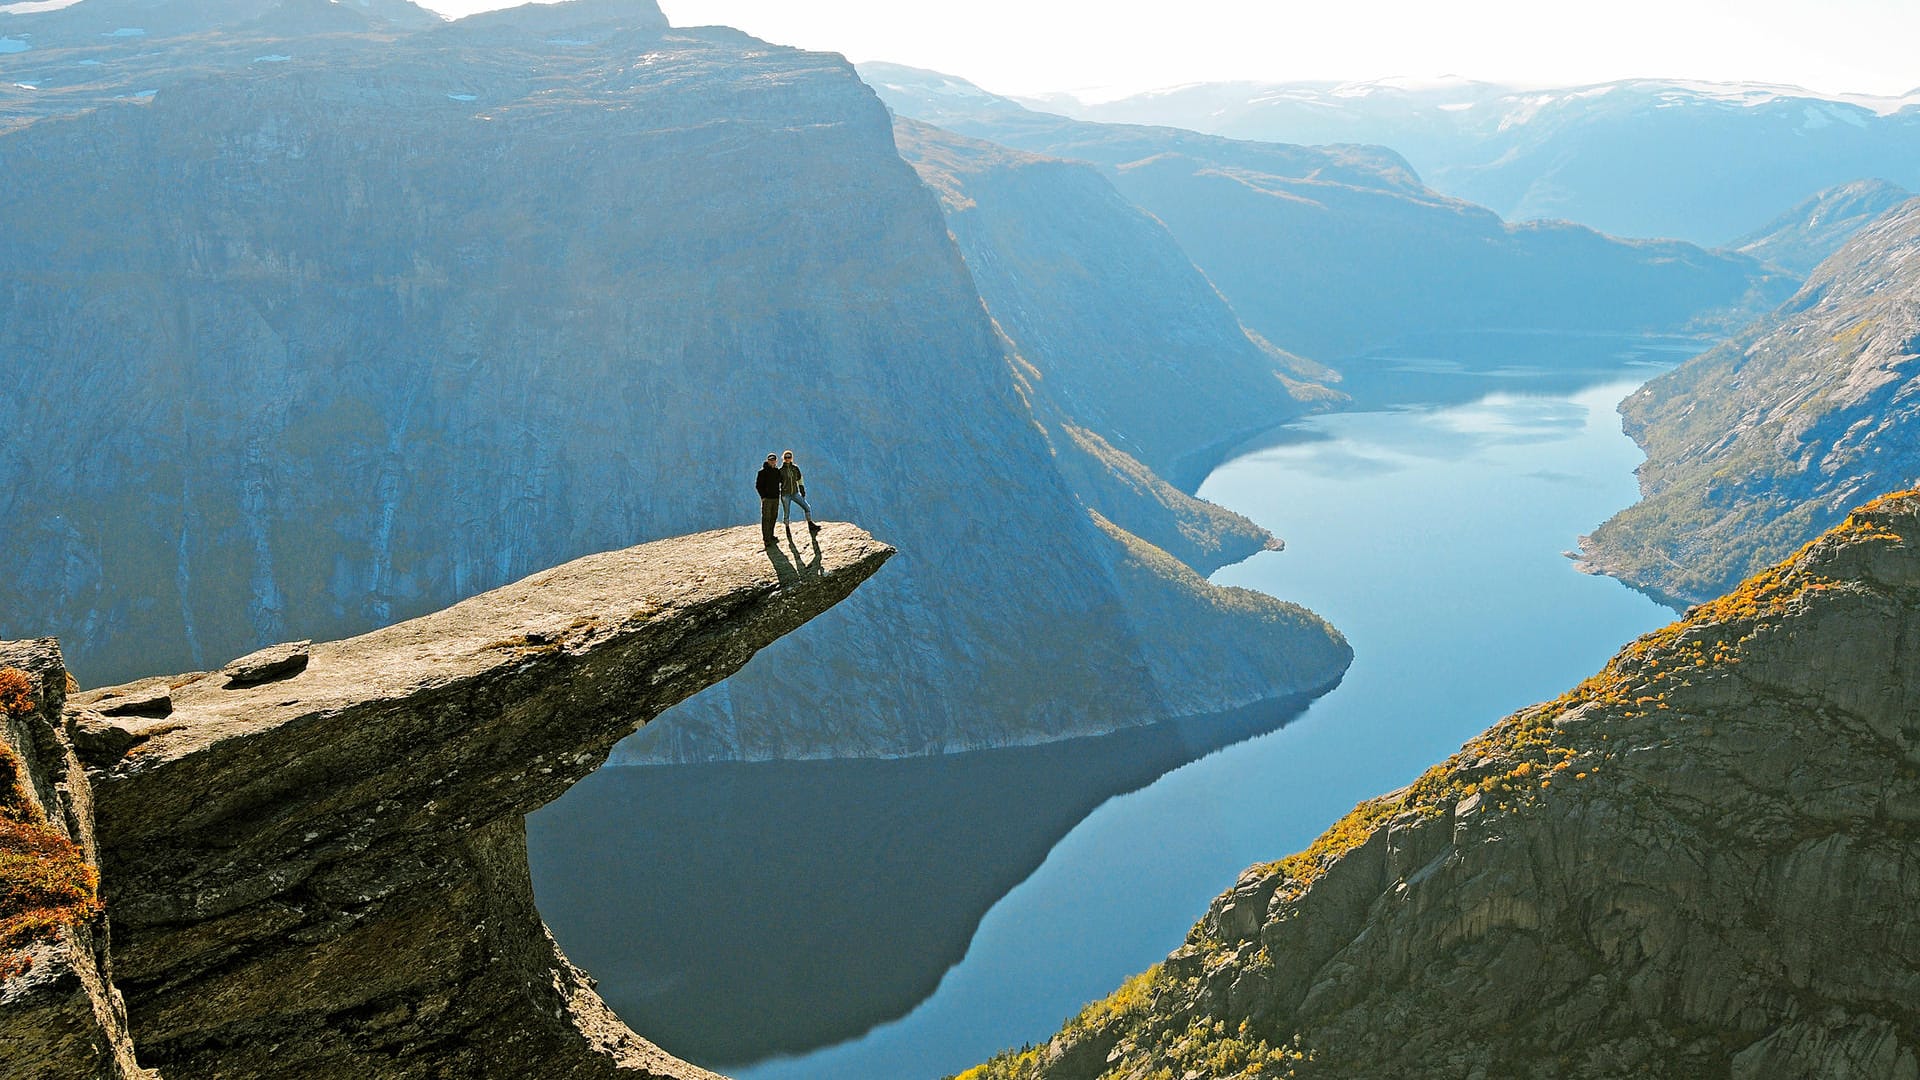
[861,63,1792,364]
[1044,76,1920,244]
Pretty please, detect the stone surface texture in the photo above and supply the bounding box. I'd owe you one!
[1582,196,1920,606]
[0,0,1349,764]
[0,639,151,1080]
[963,492,1920,1080]
[57,522,888,1078]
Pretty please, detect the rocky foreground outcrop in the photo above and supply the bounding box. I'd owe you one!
[3,523,890,1078]
[962,492,1920,1079]
[1581,195,1920,607]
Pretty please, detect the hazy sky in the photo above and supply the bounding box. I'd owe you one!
[414,0,1920,100]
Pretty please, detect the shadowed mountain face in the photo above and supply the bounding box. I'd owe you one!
[0,0,1349,761]
[1052,78,1920,246]
[963,491,1920,1080]
[1732,178,1914,275]
[860,64,1793,363]
[1579,197,1920,607]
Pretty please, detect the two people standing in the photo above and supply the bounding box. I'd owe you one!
[756,449,821,547]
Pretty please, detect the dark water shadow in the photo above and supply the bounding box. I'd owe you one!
[526,692,1318,1069]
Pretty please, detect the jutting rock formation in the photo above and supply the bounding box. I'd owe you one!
[961,491,1920,1079]
[1581,196,1920,607]
[3,523,891,1078]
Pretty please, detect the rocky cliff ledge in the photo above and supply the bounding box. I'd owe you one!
[963,493,1920,1079]
[4,523,890,1078]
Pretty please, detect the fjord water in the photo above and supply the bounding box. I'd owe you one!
[529,354,1681,1079]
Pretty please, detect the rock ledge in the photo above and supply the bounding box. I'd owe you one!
[18,523,890,1078]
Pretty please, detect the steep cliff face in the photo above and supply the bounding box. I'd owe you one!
[1581,197,1920,606]
[28,523,889,1078]
[862,64,1793,363]
[962,491,1920,1080]
[0,0,1350,761]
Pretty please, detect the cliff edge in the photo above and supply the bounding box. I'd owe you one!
[4,523,891,1078]
[964,492,1920,1079]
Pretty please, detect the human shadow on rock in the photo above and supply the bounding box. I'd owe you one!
[526,693,1319,1068]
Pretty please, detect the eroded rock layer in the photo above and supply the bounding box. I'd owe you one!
[67,524,889,1078]
[965,492,1920,1080]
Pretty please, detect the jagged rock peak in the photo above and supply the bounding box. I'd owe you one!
[964,491,1920,1079]
[53,523,889,1078]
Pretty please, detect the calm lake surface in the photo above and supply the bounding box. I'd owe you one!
[529,344,1686,1079]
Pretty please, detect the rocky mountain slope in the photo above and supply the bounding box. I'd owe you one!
[1580,196,1920,606]
[1055,78,1920,246]
[0,0,1350,761]
[959,489,1920,1080]
[3,522,890,1078]
[1732,178,1914,275]
[862,64,1793,363]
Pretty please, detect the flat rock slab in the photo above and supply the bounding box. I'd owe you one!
[219,641,310,688]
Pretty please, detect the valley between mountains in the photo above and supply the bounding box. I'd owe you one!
[3,0,1919,1077]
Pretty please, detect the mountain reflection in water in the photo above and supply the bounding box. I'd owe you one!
[527,695,1314,1066]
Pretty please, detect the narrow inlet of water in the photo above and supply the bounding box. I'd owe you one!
[531,361,1681,1080]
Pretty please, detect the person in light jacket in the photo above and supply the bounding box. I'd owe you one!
[779,449,822,534]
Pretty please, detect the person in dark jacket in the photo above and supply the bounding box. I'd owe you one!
[779,449,822,535]
[755,453,782,546]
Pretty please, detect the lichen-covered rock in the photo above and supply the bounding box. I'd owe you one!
[961,491,1920,1080]
[71,523,889,1078]
[0,640,150,1080]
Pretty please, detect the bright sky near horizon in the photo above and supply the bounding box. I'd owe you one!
[411,0,1920,100]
